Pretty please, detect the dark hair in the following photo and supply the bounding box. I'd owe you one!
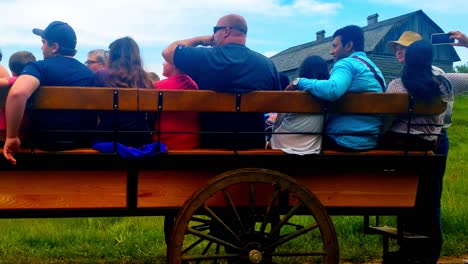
[44,40,77,56]
[8,51,36,76]
[106,37,153,88]
[298,55,330,80]
[333,25,364,52]
[401,40,440,102]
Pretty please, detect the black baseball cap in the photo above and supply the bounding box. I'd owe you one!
[33,21,77,51]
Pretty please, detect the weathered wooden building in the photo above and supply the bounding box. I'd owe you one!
[271,10,461,84]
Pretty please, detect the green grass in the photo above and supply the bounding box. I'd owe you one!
[0,96,467,263]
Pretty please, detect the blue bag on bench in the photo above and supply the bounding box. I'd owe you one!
[92,141,167,159]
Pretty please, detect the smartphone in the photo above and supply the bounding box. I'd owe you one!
[431,33,455,45]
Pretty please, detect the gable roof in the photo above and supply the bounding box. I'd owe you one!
[271,10,460,72]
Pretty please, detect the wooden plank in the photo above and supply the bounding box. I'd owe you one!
[0,170,127,209]
[137,170,418,209]
[33,86,138,111]
[138,170,216,208]
[241,91,323,113]
[2,87,447,115]
[139,89,237,112]
[295,171,418,208]
[0,148,432,156]
[330,93,446,115]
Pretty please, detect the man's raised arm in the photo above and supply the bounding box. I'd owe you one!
[162,35,214,64]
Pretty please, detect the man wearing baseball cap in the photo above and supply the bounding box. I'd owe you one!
[3,21,96,165]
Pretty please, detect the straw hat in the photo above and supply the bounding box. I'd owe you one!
[386,31,422,53]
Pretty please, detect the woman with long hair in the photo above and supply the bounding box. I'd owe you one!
[384,40,449,150]
[384,39,453,264]
[270,55,329,155]
[94,36,153,147]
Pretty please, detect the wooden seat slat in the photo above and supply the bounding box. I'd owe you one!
[35,86,139,111]
[322,149,434,156]
[330,93,447,115]
[139,89,237,112]
[1,148,433,156]
[240,91,324,113]
[1,87,446,115]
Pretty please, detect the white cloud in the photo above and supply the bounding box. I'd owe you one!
[0,0,341,47]
[263,50,279,58]
[367,0,468,13]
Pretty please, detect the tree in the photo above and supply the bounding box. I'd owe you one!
[455,62,468,73]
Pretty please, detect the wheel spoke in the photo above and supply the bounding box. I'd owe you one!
[260,187,280,234]
[268,222,319,249]
[191,216,212,224]
[191,223,211,232]
[215,243,221,254]
[222,189,246,234]
[182,237,205,254]
[267,201,304,239]
[201,241,214,255]
[202,204,242,243]
[186,227,243,251]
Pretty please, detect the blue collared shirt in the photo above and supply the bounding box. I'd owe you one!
[296,51,385,150]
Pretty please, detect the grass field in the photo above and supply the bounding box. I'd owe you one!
[0,96,467,263]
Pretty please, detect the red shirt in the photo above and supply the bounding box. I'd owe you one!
[153,74,199,149]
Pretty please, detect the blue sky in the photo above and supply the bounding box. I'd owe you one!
[1,0,467,77]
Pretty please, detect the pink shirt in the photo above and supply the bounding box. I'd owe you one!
[153,74,200,149]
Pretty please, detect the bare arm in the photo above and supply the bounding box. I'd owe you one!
[0,65,10,78]
[450,31,468,48]
[162,35,214,64]
[3,75,40,165]
[0,78,9,88]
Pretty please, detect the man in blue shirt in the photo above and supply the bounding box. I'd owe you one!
[3,21,96,164]
[290,25,385,150]
[162,14,281,149]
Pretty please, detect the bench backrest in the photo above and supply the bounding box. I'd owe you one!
[0,86,447,115]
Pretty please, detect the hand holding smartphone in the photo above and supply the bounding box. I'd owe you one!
[431,33,455,45]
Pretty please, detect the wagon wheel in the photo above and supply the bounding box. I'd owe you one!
[168,168,339,264]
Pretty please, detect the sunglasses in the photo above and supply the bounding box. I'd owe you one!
[213,26,246,35]
[85,60,99,65]
[213,26,231,34]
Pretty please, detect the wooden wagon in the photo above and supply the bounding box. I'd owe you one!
[0,87,447,263]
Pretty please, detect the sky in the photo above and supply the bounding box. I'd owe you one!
[0,0,467,77]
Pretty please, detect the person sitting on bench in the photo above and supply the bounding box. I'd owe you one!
[289,25,385,151]
[93,36,153,147]
[3,21,96,164]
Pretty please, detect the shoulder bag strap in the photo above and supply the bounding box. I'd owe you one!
[352,56,385,92]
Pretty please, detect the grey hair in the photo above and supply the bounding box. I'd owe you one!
[87,49,106,64]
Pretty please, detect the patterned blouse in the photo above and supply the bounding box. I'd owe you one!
[386,78,450,142]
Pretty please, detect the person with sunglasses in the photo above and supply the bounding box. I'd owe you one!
[162,14,281,150]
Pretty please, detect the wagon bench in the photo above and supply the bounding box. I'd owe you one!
[0,87,447,263]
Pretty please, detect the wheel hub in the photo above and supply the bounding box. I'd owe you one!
[248,249,263,263]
